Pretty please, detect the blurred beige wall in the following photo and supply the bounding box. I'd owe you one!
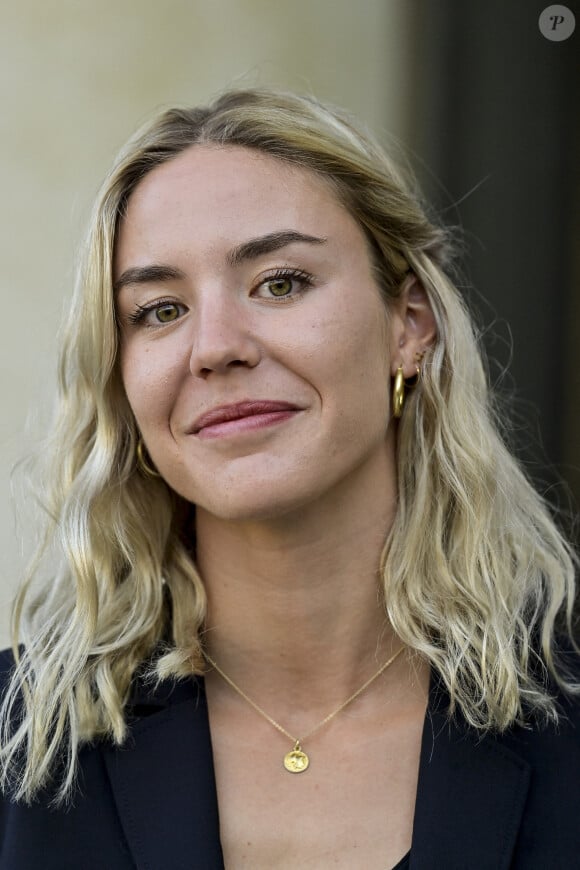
[0,0,414,648]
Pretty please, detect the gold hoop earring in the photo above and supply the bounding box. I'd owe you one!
[393,350,426,418]
[136,439,161,478]
[392,365,405,418]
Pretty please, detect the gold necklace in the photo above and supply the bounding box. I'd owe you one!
[203,645,405,773]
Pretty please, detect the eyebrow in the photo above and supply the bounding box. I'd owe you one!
[226,230,327,266]
[113,264,186,294]
[114,230,327,293]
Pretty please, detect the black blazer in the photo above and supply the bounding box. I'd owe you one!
[1,646,580,870]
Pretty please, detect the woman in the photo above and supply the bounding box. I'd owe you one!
[0,89,578,869]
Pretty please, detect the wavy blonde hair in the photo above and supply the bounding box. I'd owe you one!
[1,89,577,804]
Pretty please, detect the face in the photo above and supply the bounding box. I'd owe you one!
[115,145,401,521]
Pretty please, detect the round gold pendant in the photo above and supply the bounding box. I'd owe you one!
[284,745,309,773]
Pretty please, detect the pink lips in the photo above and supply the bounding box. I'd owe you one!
[191,400,300,438]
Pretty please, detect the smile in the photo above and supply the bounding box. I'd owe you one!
[191,401,301,439]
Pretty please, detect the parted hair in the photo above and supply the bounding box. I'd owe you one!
[1,88,577,804]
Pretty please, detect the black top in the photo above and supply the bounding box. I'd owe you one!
[1,646,580,869]
[392,851,410,870]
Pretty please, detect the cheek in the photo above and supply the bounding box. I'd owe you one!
[310,299,391,393]
[120,345,176,429]
[347,320,391,416]
[291,310,391,452]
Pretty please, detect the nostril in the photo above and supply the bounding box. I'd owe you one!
[189,331,262,378]
[198,359,247,378]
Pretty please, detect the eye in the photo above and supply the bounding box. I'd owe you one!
[253,269,314,301]
[265,277,293,297]
[155,302,181,323]
[127,299,187,327]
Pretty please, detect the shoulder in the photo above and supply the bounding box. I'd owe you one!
[414,651,580,866]
[487,639,580,756]
[0,668,209,870]
[0,650,196,868]
[425,640,580,802]
[503,642,580,763]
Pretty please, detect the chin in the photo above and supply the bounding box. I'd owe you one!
[159,449,329,522]
[166,469,327,525]
[195,489,313,524]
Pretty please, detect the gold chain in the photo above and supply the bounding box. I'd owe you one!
[203,645,405,773]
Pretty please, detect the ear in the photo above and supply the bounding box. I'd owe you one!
[388,274,437,378]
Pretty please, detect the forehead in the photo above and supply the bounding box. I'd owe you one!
[115,144,364,267]
[125,143,337,213]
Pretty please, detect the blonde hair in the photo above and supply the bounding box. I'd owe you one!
[1,89,577,804]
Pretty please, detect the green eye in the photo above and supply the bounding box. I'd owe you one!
[155,303,180,322]
[252,269,314,302]
[266,278,293,297]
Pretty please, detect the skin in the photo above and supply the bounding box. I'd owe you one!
[116,144,436,869]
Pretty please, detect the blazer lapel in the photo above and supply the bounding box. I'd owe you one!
[410,677,531,870]
[102,675,224,870]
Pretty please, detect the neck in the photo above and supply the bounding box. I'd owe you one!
[195,443,402,710]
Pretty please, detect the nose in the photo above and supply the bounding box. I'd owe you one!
[189,292,262,379]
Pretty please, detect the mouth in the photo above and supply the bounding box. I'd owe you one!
[191,400,302,438]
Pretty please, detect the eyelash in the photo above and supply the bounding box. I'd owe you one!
[127,299,185,326]
[126,268,315,327]
[253,268,315,301]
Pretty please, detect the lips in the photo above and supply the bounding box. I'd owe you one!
[191,400,301,435]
